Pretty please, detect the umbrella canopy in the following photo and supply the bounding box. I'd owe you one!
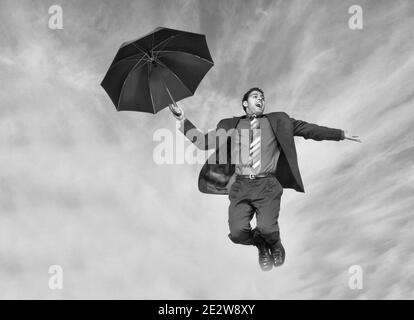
[101,27,214,114]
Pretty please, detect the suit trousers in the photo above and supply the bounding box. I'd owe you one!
[228,176,283,246]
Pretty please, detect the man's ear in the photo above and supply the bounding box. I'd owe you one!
[242,101,248,107]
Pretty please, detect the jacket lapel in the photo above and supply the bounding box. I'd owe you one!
[264,112,281,141]
[230,116,242,129]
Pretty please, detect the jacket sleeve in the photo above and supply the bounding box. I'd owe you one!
[178,118,221,150]
[290,117,345,141]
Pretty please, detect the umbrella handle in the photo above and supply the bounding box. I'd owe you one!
[164,84,184,120]
[168,103,184,121]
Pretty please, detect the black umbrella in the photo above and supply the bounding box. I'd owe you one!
[101,27,214,114]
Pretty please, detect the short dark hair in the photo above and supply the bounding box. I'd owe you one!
[242,87,265,111]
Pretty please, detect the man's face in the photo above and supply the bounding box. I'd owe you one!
[243,90,265,116]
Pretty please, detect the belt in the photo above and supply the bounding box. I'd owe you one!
[236,172,275,180]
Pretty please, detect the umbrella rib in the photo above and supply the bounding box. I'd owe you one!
[148,65,156,114]
[131,43,151,60]
[152,35,177,52]
[117,36,178,63]
[117,56,148,110]
[105,53,146,73]
[151,32,154,60]
[153,50,214,65]
[120,34,192,64]
[152,35,178,61]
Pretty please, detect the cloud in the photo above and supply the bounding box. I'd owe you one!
[0,0,413,299]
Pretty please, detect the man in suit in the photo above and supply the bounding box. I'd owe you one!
[169,87,361,271]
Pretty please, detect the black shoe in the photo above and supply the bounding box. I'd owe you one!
[256,243,273,272]
[269,240,285,267]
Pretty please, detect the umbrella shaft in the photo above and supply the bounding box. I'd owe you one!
[165,85,182,119]
[165,85,177,108]
[162,81,180,115]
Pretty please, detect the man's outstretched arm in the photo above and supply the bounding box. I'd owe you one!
[169,103,218,150]
[290,117,361,143]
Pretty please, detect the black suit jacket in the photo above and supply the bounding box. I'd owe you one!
[180,112,344,195]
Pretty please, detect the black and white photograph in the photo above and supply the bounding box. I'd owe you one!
[0,0,413,305]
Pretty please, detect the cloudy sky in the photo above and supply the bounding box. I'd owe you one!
[0,0,413,299]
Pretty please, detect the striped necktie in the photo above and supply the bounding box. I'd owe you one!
[249,116,261,173]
